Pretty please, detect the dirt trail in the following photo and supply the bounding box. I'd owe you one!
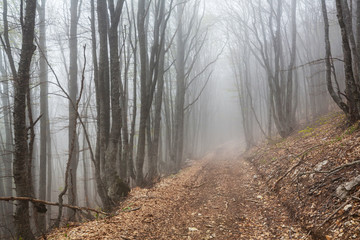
[49,142,308,239]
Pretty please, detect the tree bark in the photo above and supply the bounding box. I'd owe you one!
[136,0,149,186]
[37,0,49,231]
[0,50,14,238]
[336,0,360,121]
[173,1,186,171]
[321,0,349,116]
[11,0,38,238]
[97,0,111,183]
[91,0,112,211]
[106,0,129,203]
[67,0,79,220]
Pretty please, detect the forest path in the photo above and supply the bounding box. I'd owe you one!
[49,142,308,239]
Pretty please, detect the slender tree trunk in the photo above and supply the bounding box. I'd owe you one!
[91,0,112,210]
[127,2,137,181]
[106,0,129,202]
[46,116,52,225]
[67,0,79,220]
[148,0,167,181]
[285,0,297,130]
[37,0,49,230]
[136,0,149,186]
[357,0,360,83]
[321,0,349,116]
[97,0,111,183]
[11,0,37,238]
[0,51,14,237]
[173,2,186,171]
[336,0,360,121]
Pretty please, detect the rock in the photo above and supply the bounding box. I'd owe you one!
[315,160,329,172]
[336,175,360,199]
[344,175,360,191]
[336,185,347,200]
[344,204,352,212]
[188,227,198,232]
[311,160,328,178]
[344,221,352,227]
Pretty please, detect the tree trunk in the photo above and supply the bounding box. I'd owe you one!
[136,0,149,186]
[37,0,49,230]
[321,0,349,116]
[106,0,128,203]
[91,0,112,211]
[336,0,360,121]
[97,0,111,183]
[285,0,297,130]
[0,51,14,238]
[173,2,186,171]
[148,0,166,181]
[11,0,37,238]
[67,0,79,220]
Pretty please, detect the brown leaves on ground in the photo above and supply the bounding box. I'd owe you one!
[47,142,308,240]
[245,111,360,239]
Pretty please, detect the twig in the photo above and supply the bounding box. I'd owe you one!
[122,206,141,212]
[352,196,360,201]
[272,144,322,190]
[339,144,360,158]
[318,199,350,228]
[0,196,108,216]
[191,182,206,189]
[299,160,360,177]
[245,199,260,203]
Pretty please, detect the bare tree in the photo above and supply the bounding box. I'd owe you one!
[67,0,81,221]
[136,0,174,185]
[37,0,51,230]
[1,0,38,238]
[0,49,14,238]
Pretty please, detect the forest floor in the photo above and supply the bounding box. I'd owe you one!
[47,142,307,240]
[48,111,360,240]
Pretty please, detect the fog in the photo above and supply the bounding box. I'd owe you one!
[0,0,353,238]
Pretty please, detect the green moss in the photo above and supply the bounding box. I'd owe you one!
[298,126,314,137]
[345,122,359,135]
[260,158,267,164]
[331,135,342,143]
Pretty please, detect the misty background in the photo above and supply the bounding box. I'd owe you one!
[0,0,356,239]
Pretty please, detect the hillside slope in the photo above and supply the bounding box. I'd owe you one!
[245,112,360,239]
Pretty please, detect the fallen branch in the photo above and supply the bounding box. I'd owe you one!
[318,188,360,229]
[0,196,108,216]
[272,145,322,190]
[318,199,350,228]
[245,199,260,204]
[122,206,141,212]
[352,196,360,201]
[191,182,206,189]
[339,144,360,158]
[299,160,360,177]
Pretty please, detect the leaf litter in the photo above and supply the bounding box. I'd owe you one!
[47,111,360,239]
